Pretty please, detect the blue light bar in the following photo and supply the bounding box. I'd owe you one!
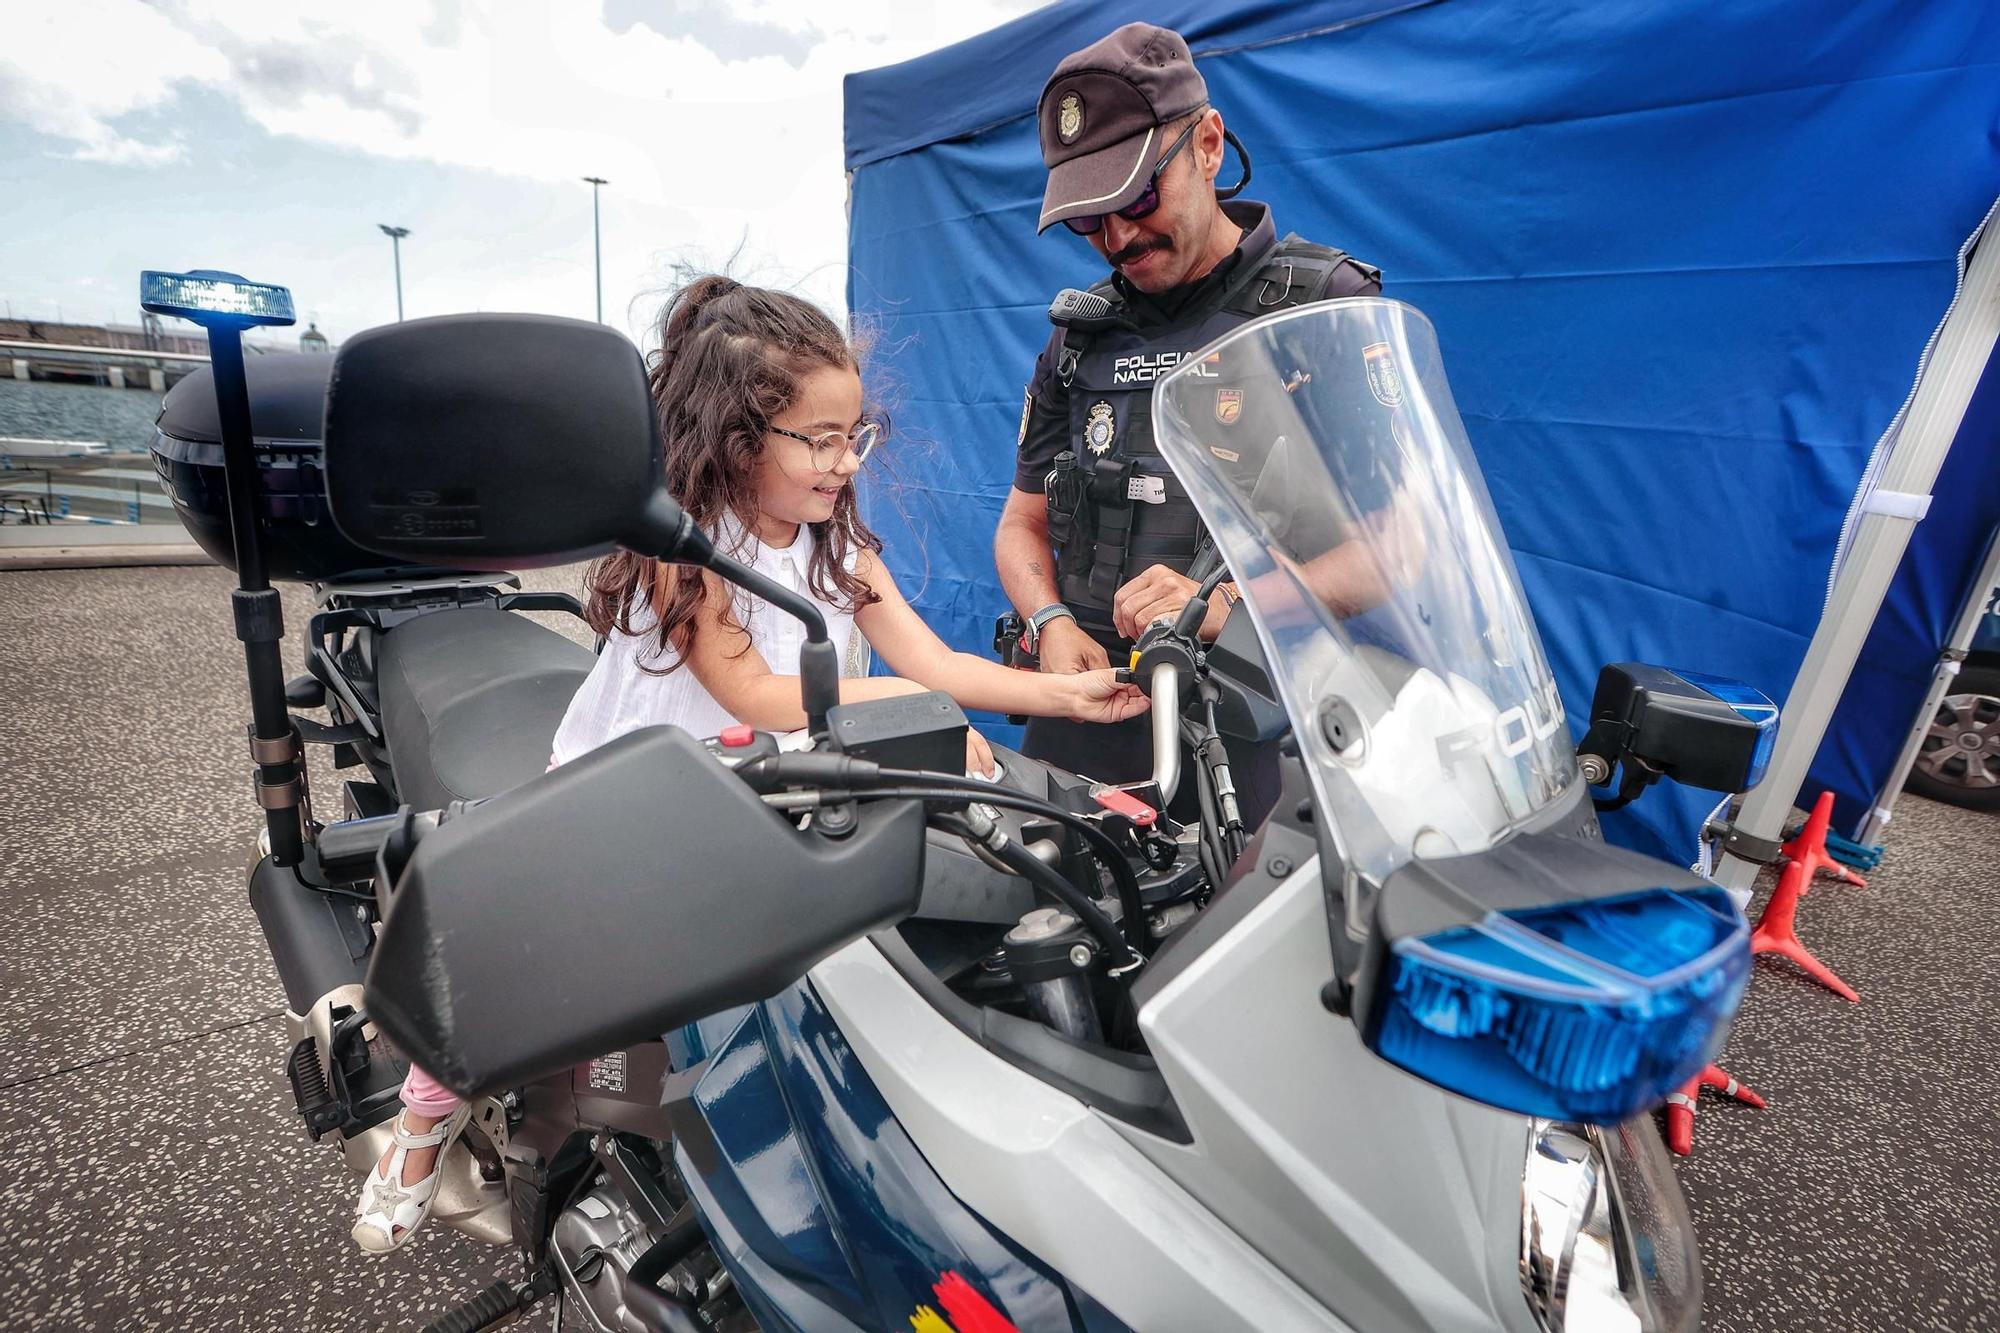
[141,269,296,328]
[1673,669,1780,789]
[1372,887,1750,1120]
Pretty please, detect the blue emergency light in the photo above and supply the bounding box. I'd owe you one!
[141,270,296,329]
[1371,884,1749,1121]
[1669,669,1780,790]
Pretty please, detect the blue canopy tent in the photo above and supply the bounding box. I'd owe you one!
[842,0,2000,864]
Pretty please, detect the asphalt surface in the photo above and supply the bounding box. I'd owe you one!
[1,562,1994,1331]
[0,565,585,1332]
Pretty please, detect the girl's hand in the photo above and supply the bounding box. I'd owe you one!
[1065,669,1151,724]
[965,727,997,779]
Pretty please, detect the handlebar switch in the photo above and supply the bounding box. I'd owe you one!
[1131,631,1199,703]
[704,728,781,775]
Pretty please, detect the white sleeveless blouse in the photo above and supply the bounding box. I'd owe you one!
[550,518,865,765]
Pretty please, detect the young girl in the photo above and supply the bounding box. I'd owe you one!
[351,276,1146,1253]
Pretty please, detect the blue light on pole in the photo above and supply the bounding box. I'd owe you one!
[138,265,304,862]
[140,270,296,328]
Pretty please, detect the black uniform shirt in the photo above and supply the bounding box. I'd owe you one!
[1012,200,1280,494]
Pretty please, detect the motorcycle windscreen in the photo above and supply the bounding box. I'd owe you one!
[1154,302,1749,1120]
[1153,299,1578,921]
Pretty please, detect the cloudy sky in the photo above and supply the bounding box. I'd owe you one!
[1,0,1045,346]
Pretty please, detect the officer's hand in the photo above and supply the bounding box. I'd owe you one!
[1063,670,1151,725]
[1113,565,1230,642]
[1038,618,1109,674]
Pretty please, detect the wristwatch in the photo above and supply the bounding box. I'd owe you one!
[1026,602,1076,650]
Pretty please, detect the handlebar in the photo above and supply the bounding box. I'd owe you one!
[1149,662,1182,807]
[1142,561,1233,809]
[315,808,441,881]
[316,813,404,878]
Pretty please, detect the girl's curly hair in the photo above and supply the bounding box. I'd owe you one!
[582,276,882,670]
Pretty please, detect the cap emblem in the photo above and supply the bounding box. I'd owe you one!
[1058,92,1084,144]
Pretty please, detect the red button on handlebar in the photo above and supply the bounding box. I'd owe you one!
[1093,788,1157,827]
[719,725,756,748]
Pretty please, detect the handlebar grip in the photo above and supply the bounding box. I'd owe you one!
[315,814,403,879]
[1150,663,1181,807]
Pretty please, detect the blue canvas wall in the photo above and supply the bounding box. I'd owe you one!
[843,0,2000,862]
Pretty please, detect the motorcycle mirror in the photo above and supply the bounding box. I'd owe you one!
[321,311,845,730]
[322,313,709,569]
[361,726,926,1098]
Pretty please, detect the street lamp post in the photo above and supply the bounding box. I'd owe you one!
[582,177,608,323]
[378,224,410,321]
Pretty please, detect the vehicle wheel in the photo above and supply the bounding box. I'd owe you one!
[1904,663,2000,811]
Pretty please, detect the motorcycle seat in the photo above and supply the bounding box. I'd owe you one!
[375,607,594,812]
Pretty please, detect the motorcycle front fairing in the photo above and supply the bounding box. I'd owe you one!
[798,301,1724,1333]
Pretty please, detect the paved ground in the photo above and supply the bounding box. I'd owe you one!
[1670,788,2000,1332]
[1,562,1994,1331]
[0,565,585,1332]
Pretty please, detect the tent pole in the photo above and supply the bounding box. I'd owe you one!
[1856,521,2000,845]
[1715,219,2000,893]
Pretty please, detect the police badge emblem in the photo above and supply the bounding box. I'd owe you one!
[1362,341,1405,406]
[1017,390,1033,448]
[1085,400,1116,455]
[1058,92,1084,144]
[1215,389,1243,425]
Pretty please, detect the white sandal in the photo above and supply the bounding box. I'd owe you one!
[350,1104,473,1255]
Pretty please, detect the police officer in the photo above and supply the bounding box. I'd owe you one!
[994,22,1382,787]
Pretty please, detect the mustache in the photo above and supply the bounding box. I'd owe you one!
[1108,235,1172,267]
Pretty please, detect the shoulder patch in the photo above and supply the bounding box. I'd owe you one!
[1017,390,1033,448]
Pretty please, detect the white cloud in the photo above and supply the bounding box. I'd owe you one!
[0,4,227,163]
[2,0,1045,322]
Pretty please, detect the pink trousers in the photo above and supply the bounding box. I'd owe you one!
[399,1062,462,1119]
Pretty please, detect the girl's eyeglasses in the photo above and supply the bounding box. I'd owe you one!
[1062,116,1202,236]
[770,415,888,473]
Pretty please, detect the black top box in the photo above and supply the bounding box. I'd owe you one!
[149,351,443,583]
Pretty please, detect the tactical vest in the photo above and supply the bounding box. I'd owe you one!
[1044,236,1381,638]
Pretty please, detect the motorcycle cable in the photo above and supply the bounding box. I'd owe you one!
[868,768,1151,956]
[930,810,1140,972]
[1185,731,1227,893]
[1173,561,1234,640]
[1197,687,1247,861]
[741,754,1152,955]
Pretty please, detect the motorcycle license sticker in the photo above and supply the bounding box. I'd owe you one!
[1085,400,1116,455]
[1363,341,1405,406]
[586,1051,628,1093]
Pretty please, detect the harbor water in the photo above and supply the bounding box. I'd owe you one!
[0,380,173,527]
[0,379,166,453]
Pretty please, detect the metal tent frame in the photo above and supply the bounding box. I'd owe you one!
[1855,521,2000,844]
[1715,201,2000,893]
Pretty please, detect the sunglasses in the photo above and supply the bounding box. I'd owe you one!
[770,415,888,473]
[1062,117,1202,236]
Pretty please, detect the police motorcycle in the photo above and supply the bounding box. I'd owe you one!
[148,267,1780,1333]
